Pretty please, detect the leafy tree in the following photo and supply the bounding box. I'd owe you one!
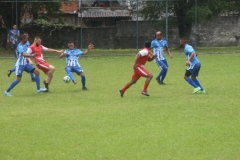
[135,0,239,39]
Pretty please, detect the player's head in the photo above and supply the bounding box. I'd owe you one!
[144,41,151,49]
[34,37,41,46]
[24,32,29,39]
[156,31,162,40]
[20,34,27,43]
[68,41,74,50]
[180,37,188,46]
[13,25,17,30]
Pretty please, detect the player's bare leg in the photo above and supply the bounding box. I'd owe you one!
[44,65,55,91]
[142,73,153,96]
[119,79,138,97]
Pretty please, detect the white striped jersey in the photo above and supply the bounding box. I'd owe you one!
[151,39,168,61]
[64,48,84,67]
[15,42,29,66]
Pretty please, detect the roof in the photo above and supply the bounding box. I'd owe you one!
[79,9,130,18]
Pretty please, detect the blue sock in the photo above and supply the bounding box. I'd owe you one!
[193,79,204,91]
[35,75,40,90]
[66,68,74,81]
[81,75,86,88]
[6,80,19,92]
[160,68,168,82]
[185,77,198,88]
[11,67,16,72]
[30,72,35,79]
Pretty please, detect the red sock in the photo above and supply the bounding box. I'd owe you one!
[143,83,149,92]
[122,84,129,92]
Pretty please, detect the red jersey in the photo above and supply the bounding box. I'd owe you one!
[135,48,150,67]
[28,44,48,65]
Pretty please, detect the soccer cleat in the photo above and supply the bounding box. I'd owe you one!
[198,90,206,94]
[141,91,150,96]
[4,91,12,97]
[31,78,36,82]
[119,90,124,97]
[37,88,47,93]
[7,70,12,77]
[72,80,77,84]
[159,82,166,85]
[193,87,201,93]
[82,87,88,90]
[156,78,161,84]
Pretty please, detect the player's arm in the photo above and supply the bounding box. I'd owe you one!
[148,54,157,62]
[186,52,196,66]
[59,52,67,58]
[165,47,173,58]
[43,46,63,54]
[133,52,141,69]
[17,30,20,37]
[83,43,94,55]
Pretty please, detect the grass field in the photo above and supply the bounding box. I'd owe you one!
[0,48,240,160]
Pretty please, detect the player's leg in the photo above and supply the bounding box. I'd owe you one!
[184,69,201,93]
[142,72,153,96]
[4,66,23,96]
[191,64,205,93]
[120,78,138,97]
[156,60,168,84]
[7,60,17,77]
[75,66,86,89]
[65,67,76,84]
[159,60,168,84]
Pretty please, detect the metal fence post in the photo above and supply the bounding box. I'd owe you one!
[194,0,197,49]
[165,0,168,42]
[136,0,139,52]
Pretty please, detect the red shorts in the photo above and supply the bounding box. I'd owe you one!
[37,62,50,74]
[132,66,150,80]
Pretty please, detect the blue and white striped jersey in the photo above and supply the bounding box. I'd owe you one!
[184,44,200,70]
[151,39,168,61]
[15,42,29,66]
[9,29,20,42]
[64,48,84,67]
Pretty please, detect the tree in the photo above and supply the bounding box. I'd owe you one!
[136,0,239,39]
[0,1,62,29]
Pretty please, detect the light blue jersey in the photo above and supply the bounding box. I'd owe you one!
[26,41,30,47]
[184,44,200,69]
[64,48,84,67]
[15,42,29,66]
[151,39,168,61]
[9,29,20,42]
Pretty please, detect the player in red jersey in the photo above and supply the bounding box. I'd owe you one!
[27,37,63,92]
[119,41,157,97]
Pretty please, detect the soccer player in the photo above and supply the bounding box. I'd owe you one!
[7,32,35,82]
[7,25,20,51]
[151,31,173,84]
[26,37,63,92]
[59,41,94,90]
[119,41,157,97]
[4,34,46,97]
[180,37,205,93]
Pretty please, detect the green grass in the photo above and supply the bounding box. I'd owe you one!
[0,50,240,159]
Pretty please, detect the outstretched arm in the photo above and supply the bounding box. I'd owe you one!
[186,52,196,66]
[83,43,94,55]
[59,52,67,58]
[166,47,173,58]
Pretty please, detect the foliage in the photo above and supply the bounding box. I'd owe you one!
[134,0,240,38]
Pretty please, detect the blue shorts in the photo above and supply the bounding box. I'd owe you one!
[66,66,83,75]
[15,64,35,76]
[186,63,201,77]
[156,59,168,70]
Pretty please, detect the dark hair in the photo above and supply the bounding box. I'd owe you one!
[144,41,151,48]
[180,37,188,41]
[24,32,28,35]
[68,41,74,44]
[20,34,26,40]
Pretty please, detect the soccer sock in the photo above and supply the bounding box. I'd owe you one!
[122,84,129,92]
[30,72,35,79]
[44,80,49,89]
[81,75,86,88]
[35,75,40,90]
[10,67,16,72]
[160,69,168,82]
[6,80,19,92]
[66,68,74,81]
[143,83,149,92]
[185,77,198,88]
[156,71,161,80]
[193,79,204,91]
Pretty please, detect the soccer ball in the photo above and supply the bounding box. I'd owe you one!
[63,76,71,83]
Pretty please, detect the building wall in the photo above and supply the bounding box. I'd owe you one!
[2,16,240,49]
